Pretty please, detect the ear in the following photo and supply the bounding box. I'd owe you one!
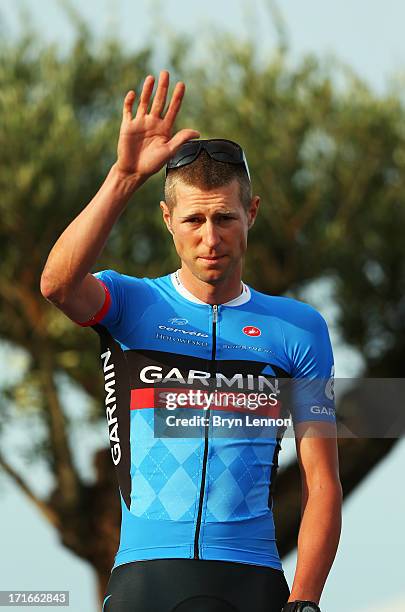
[247,195,260,229]
[160,201,173,235]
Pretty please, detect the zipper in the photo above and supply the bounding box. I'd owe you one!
[193,304,218,559]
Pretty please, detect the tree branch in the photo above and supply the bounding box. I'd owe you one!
[35,342,82,510]
[0,450,60,529]
[0,279,82,510]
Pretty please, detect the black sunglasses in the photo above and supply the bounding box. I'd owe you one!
[165,138,251,181]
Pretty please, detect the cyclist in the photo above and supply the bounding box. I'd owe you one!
[40,71,342,612]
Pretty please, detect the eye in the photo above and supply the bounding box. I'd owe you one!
[186,217,202,224]
[219,215,234,222]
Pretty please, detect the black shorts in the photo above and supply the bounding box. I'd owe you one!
[102,559,290,612]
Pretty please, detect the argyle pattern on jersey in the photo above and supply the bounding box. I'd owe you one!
[206,436,277,521]
[130,409,203,521]
[129,409,278,523]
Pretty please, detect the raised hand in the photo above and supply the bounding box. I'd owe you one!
[116,71,200,181]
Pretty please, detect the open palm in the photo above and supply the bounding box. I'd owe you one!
[116,71,200,179]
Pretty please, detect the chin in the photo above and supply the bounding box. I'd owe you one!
[198,268,226,283]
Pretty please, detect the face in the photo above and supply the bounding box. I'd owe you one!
[160,178,260,285]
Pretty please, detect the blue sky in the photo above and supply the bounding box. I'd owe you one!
[3,0,405,93]
[1,1,405,611]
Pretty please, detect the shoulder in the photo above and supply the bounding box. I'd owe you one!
[248,286,329,334]
[89,269,170,336]
[92,269,168,317]
[94,268,146,287]
[93,269,167,297]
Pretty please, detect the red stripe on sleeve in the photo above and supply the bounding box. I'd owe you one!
[76,279,112,327]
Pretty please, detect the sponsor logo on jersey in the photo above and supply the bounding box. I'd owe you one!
[155,332,209,347]
[100,348,121,466]
[325,365,335,400]
[221,343,273,354]
[168,317,188,325]
[242,325,261,337]
[310,405,336,417]
[158,324,208,338]
[139,365,280,393]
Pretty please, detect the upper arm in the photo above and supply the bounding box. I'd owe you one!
[42,269,151,334]
[294,421,342,498]
[41,272,108,326]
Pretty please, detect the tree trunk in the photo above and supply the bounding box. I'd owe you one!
[48,450,121,605]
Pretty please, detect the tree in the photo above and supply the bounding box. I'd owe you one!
[1,9,403,605]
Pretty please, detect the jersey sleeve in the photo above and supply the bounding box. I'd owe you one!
[75,269,144,340]
[284,305,336,425]
[93,269,124,328]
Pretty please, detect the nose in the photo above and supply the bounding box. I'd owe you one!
[202,219,221,249]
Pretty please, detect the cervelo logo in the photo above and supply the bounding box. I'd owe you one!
[158,322,208,338]
[242,325,261,337]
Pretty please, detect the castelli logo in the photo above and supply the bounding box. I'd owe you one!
[242,325,261,337]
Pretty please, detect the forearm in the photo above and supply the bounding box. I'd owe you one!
[40,164,140,298]
[288,483,342,604]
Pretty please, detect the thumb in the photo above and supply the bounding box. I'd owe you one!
[168,129,200,156]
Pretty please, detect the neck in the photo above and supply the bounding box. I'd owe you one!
[178,263,243,305]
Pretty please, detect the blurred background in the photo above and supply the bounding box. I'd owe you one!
[1,0,405,610]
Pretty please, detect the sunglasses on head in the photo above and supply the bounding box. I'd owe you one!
[165,138,251,181]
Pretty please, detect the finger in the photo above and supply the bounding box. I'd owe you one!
[168,129,201,156]
[150,70,170,117]
[136,75,155,116]
[164,81,186,127]
[122,90,136,121]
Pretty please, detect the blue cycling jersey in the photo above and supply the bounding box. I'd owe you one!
[79,269,335,572]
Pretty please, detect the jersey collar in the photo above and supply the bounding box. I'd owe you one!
[170,269,251,307]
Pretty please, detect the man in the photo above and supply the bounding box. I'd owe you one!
[40,71,342,612]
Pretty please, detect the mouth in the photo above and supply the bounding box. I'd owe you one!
[199,255,225,261]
